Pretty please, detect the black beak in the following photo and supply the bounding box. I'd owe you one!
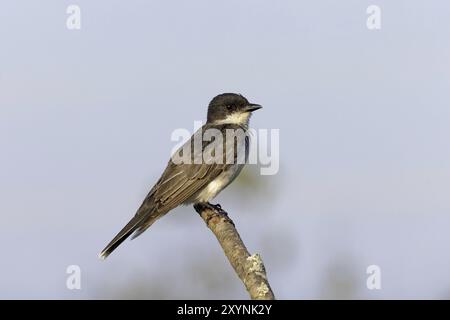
[244,103,262,112]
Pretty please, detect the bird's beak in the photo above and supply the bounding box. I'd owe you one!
[244,103,262,112]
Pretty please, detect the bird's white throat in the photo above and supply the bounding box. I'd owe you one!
[214,112,251,127]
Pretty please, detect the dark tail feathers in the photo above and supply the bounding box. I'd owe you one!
[99,215,145,260]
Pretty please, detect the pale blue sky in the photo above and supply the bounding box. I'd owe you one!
[1,1,449,298]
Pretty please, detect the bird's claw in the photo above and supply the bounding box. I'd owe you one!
[194,202,234,226]
[196,202,227,215]
[208,202,228,215]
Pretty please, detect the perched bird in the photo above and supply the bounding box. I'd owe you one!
[99,93,262,259]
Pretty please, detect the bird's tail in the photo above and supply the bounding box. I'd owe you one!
[98,215,148,260]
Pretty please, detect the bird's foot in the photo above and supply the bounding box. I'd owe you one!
[208,202,228,215]
[194,202,234,226]
[193,203,208,214]
[208,202,234,226]
[194,202,232,224]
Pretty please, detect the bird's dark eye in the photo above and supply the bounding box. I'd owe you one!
[226,105,233,110]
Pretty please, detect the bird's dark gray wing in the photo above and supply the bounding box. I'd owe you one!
[99,123,244,258]
[131,123,246,235]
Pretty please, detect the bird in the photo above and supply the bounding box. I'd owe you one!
[99,93,262,259]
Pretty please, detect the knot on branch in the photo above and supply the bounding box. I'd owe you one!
[245,254,271,299]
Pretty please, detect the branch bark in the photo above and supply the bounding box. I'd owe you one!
[194,203,275,300]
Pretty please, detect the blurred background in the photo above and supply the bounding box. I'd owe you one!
[1,1,449,299]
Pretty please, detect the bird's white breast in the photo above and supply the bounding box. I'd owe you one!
[193,164,243,203]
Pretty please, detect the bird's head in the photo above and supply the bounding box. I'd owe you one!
[207,93,262,125]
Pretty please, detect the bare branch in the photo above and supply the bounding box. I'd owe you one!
[194,203,275,300]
